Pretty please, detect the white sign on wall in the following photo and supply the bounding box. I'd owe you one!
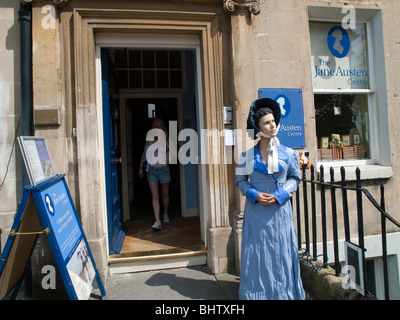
[310,22,369,90]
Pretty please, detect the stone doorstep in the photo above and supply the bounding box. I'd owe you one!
[109,251,207,274]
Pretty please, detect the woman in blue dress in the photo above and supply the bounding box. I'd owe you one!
[236,97,305,300]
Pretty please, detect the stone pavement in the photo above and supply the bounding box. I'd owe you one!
[98,265,240,300]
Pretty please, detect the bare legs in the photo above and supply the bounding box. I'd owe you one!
[148,181,169,222]
[161,182,170,217]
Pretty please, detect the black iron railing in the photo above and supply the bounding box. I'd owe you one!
[294,165,400,300]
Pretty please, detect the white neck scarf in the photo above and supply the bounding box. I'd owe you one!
[256,125,280,174]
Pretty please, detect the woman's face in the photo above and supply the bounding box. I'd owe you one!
[152,119,164,130]
[258,113,277,137]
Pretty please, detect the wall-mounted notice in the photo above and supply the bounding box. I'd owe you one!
[259,88,305,149]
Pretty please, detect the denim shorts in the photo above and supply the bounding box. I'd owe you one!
[147,165,171,184]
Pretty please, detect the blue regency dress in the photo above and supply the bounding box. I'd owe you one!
[236,143,305,300]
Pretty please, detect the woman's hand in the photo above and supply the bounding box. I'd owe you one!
[256,192,277,205]
[138,168,143,178]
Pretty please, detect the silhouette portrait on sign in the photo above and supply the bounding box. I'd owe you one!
[327,26,350,59]
[277,96,287,117]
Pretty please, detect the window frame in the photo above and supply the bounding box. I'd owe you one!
[109,48,185,90]
[308,7,391,173]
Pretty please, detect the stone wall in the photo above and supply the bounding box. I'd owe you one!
[300,259,374,300]
[0,1,22,252]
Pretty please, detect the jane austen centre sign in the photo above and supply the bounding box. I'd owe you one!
[259,88,305,149]
[310,22,370,90]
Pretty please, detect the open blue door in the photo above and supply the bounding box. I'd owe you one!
[101,48,126,254]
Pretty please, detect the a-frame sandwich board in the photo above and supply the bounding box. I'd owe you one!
[0,174,106,300]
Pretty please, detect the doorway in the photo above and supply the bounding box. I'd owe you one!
[100,47,204,262]
[120,96,181,221]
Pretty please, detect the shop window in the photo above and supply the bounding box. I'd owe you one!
[315,93,369,160]
[310,21,372,162]
[108,49,183,89]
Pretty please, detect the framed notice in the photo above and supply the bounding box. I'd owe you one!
[344,241,365,295]
[18,136,56,186]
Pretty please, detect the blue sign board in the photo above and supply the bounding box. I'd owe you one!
[0,175,105,300]
[40,181,82,262]
[259,88,305,148]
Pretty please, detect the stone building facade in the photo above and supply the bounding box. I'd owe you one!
[1,0,400,298]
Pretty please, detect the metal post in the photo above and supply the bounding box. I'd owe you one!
[356,168,367,295]
[18,2,33,297]
[330,167,340,276]
[341,167,350,242]
[320,166,328,267]
[296,188,301,249]
[380,184,389,300]
[311,165,317,258]
[19,3,33,137]
[302,166,310,254]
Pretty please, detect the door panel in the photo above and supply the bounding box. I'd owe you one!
[101,48,126,254]
[181,50,199,216]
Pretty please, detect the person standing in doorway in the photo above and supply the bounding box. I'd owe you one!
[236,97,305,300]
[139,118,171,231]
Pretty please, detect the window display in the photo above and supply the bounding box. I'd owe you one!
[315,94,369,160]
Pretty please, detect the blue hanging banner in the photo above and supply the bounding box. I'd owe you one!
[0,175,106,300]
[259,88,305,149]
